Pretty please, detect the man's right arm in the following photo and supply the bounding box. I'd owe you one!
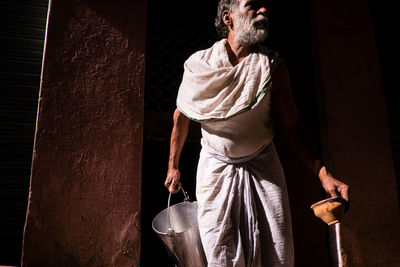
[164,108,190,193]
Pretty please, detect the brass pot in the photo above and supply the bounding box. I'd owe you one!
[310,197,348,225]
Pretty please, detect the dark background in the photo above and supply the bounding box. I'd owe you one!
[141,0,320,266]
[0,0,399,265]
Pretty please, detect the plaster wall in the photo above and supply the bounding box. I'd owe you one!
[310,1,400,266]
[22,0,146,265]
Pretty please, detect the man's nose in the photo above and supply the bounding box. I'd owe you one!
[257,7,267,16]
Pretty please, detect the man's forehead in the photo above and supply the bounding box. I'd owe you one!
[238,0,268,5]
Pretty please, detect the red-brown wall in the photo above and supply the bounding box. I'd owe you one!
[20,0,400,266]
[310,1,400,266]
[22,0,146,265]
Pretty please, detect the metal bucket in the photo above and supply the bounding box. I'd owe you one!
[152,189,207,267]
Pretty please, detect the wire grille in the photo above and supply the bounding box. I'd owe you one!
[144,1,220,113]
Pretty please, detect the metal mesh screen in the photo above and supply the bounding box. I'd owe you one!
[144,1,220,113]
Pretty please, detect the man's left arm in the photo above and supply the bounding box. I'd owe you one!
[271,62,349,202]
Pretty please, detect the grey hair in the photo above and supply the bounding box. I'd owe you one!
[215,0,239,38]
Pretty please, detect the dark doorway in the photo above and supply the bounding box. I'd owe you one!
[141,1,329,266]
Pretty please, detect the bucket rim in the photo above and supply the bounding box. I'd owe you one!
[152,200,198,235]
[152,221,199,236]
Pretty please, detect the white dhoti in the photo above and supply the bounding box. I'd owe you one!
[176,39,294,266]
[196,140,294,267]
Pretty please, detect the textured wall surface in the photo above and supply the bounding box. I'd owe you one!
[310,1,400,266]
[21,0,146,266]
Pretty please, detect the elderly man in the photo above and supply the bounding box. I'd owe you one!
[164,0,350,266]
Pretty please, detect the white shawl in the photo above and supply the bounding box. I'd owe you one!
[177,39,277,121]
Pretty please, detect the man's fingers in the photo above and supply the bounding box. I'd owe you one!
[168,183,180,193]
[327,188,338,198]
[168,180,182,194]
[168,181,175,193]
[175,181,182,193]
[168,184,175,193]
[165,169,182,193]
[341,190,349,202]
[338,184,350,202]
[164,178,172,188]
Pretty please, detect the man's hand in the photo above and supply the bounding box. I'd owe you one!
[165,168,182,193]
[318,166,350,202]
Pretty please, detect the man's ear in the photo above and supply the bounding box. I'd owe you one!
[222,10,232,27]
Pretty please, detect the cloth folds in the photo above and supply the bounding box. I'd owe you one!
[196,139,294,267]
[177,39,277,121]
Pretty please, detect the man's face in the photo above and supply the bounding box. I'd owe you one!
[231,0,268,45]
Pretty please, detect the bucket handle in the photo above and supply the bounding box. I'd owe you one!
[166,187,190,236]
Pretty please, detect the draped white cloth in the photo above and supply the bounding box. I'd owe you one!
[177,39,294,266]
[177,39,279,158]
[177,39,274,122]
[196,140,294,267]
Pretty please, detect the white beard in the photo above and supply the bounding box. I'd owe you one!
[233,12,268,45]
